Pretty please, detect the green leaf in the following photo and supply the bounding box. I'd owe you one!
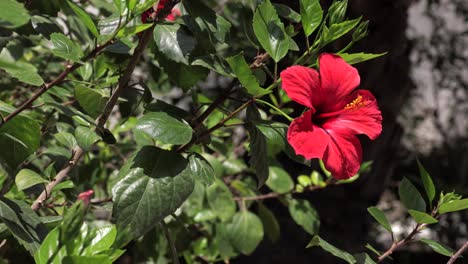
[117,24,152,37]
[63,256,112,264]
[252,0,290,62]
[188,154,216,186]
[67,0,99,37]
[153,23,196,65]
[31,15,62,39]
[288,199,320,235]
[75,85,107,118]
[50,33,84,62]
[206,180,236,221]
[0,59,44,86]
[247,105,269,187]
[228,211,264,255]
[258,204,280,242]
[215,223,236,259]
[34,227,64,264]
[274,4,301,23]
[0,0,30,29]
[367,206,392,233]
[420,238,454,257]
[408,210,438,224]
[322,17,361,45]
[300,0,323,37]
[226,53,271,96]
[398,177,426,212]
[192,54,234,77]
[354,253,376,264]
[438,198,468,214]
[0,102,40,169]
[15,169,48,191]
[134,112,192,145]
[307,235,356,264]
[112,146,194,246]
[0,198,47,255]
[417,159,436,204]
[266,166,294,194]
[337,52,386,65]
[75,126,100,151]
[183,0,232,43]
[54,132,77,149]
[365,243,382,257]
[82,225,117,255]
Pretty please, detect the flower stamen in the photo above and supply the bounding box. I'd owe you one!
[344,95,365,111]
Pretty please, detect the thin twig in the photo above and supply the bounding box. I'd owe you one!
[447,241,468,264]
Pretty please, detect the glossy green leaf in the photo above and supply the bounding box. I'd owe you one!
[300,0,323,37]
[117,24,152,37]
[82,225,116,255]
[417,159,435,204]
[247,105,269,187]
[274,4,301,23]
[252,0,290,62]
[0,59,44,86]
[408,210,438,224]
[228,211,264,255]
[54,132,77,149]
[183,0,232,43]
[258,204,280,242]
[206,180,236,221]
[75,126,100,151]
[0,198,47,255]
[67,0,99,37]
[0,0,30,29]
[322,17,361,45]
[266,166,294,194]
[438,198,468,214]
[153,23,196,65]
[398,177,426,212]
[367,206,392,233]
[50,33,84,62]
[15,169,48,191]
[226,53,271,96]
[338,52,386,65]
[63,256,112,264]
[112,146,194,246]
[0,102,40,169]
[134,112,192,145]
[75,85,107,118]
[307,235,356,264]
[188,154,216,186]
[420,238,454,257]
[288,199,320,235]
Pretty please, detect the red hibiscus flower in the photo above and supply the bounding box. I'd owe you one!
[141,0,180,23]
[280,53,382,180]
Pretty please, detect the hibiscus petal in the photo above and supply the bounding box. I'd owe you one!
[322,133,362,180]
[319,53,360,111]
[280,66,320,110]
[287,110,330,159]
[322,90,383,140]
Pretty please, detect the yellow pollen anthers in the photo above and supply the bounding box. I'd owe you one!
[344,95,365,111]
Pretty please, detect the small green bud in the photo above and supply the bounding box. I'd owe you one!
[353,20,369,42]
[328,0,348,25]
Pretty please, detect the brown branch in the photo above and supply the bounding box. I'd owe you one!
[377,223,428,263]
[0,39,115,129]
[447,241,468,264]
[30,28,155,211]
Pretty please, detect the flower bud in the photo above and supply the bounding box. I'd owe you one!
[328,0,348,25]
[352,20,369,42]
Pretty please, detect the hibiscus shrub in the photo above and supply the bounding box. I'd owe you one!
[0,0,467,263]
